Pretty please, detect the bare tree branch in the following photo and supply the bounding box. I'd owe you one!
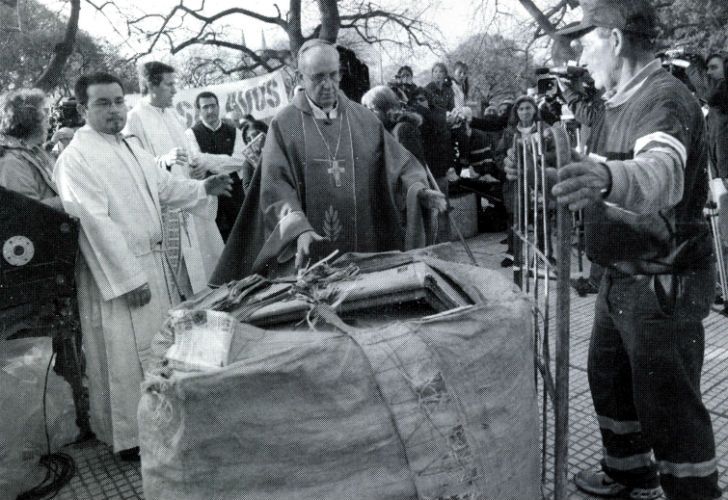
[97,0,439,77]
[317,0,340,43]
[173,36,275,72]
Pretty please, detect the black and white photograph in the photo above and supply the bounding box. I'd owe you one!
[1,0,727,498]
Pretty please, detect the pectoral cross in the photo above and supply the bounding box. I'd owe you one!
[317,158,345,188]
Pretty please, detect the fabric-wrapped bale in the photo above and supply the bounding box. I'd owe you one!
[138,258,538,500]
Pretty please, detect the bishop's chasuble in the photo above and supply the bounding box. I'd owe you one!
[124,98,223,294]
[211,89,434,283]
[54,126,212,452]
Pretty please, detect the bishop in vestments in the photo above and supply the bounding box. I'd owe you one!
[54,73,232,455]
[211,40,446,283]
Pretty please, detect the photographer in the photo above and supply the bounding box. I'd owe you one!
[535,74,563,125]
[47,97,84,155]
[552,1,721,498]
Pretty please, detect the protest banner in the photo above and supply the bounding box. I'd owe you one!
[125,69,289,127]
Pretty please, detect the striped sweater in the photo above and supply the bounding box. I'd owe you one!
[585,60,712,274]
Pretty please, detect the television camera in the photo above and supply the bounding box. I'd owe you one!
[0,186,91,438]
[535,65,590,97]
[657,47,704,93]
[50,97,85,131]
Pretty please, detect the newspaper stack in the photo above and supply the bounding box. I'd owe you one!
[164,310,237,372]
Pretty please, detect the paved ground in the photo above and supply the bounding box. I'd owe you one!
[47,232,728,500]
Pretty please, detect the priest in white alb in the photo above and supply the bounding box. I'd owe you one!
[54,72,233,458]
[124,61,223,297]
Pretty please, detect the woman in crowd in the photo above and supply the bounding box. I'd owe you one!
[0,88,63,211]
[496,95,554,267]
[425,62,455,112]
[452,61,470,109]
[362,85,425,166]
[240,118,268,194]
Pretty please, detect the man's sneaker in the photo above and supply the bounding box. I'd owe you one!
[574,470,662,499]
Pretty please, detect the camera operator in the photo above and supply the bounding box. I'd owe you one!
[551,1,721,498]
[47,97,85,155]
[535,74,563,125]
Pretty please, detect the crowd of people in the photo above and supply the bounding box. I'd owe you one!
[0,0,727,498]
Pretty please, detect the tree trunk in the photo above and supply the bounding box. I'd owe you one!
[288,0,304,57]
[518,0,577,65]
[34,0,81,92]
[518,0,556,34]
[317,0,340,43]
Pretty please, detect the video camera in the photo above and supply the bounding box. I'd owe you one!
[658,47,702,92]
[50,97,85,131]
[535,66,590,96]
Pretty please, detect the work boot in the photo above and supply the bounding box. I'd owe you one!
[574,471,662,499]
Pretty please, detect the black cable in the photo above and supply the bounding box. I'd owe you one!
[16,351,76,500]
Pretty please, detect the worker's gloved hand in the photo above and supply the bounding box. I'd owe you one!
[552,151,611,211]
[296,230,327,269]
[418,188,447,213]
[124,283,151,308]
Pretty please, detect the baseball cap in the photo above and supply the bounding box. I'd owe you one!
[555,0,658,39]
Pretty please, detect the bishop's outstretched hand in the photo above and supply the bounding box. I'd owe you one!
[296,230,327,269]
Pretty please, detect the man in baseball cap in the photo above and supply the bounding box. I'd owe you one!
[556,0,658,39]
[549,1,723,499]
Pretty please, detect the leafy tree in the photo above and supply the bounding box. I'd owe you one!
[0,0,138,95]
[657,0,728,52]
[447,33,535,104]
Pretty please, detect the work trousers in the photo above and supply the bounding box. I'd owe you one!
[589,266,722,500]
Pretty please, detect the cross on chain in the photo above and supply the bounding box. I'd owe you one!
[316,158,345,188]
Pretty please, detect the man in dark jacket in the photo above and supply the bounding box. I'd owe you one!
[186,91,247,242]
[552,1,721,498]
